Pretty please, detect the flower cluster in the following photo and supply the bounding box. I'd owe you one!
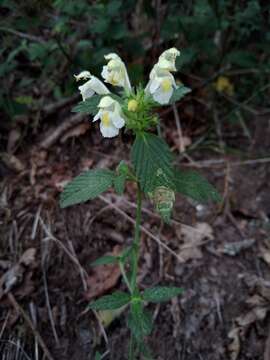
[75,48,180,138]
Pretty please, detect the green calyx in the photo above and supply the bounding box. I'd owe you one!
[123,87,158,132]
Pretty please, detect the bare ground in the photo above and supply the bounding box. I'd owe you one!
[0,112,270,360]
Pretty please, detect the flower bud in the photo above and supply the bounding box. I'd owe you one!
[128,99,138,112]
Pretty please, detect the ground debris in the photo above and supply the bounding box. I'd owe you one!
[218,238,255,256]
[84,246,122,300]
[228,274,270,360]
[0,248,36,300]
[176,222,214,262]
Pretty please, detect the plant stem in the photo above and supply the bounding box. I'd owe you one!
[130,185,142,293]
[119,261,132,293]
[128,334,135,360]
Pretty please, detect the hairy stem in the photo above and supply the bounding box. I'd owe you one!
[130,186,142,293]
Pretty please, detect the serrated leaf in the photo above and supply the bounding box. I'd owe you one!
[113,173,126,195]
[72,95,102,116]
[91,255,118,267]
[131,132,174,192]
[127,302,153,340]
[169,86,191,104]
[142,286,183,303]
[60,169,114,208]
[89,291,131,310]
[174,170,221,203]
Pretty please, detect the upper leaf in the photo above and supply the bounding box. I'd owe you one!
[113,173,126,195]
[60,169,115,208]
[127,301,153,340]
[174,170,221,203]
[169,85,191,104]
[88,291,131,310]
[91,255,118,267]
[142,286,183,303]
[72,95,102,116]
[131,132,174,193]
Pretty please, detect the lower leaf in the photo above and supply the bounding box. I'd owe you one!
[88,291,131,310]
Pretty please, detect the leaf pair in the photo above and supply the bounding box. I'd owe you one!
[132,132,221,204]
[91,247,132,267]
[88,286,183,311]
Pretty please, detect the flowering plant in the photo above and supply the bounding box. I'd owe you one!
[60,48,220,359]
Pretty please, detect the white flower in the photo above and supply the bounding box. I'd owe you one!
[93,96,125,138]
[157,48,180,72]
[74,71,91,81]
[145,48,180,105]
[145,66,177,104]
[76,74,110,101]
[101,53,131,92]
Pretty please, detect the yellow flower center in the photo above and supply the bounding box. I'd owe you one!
[128,99,138,112]
[161,79,172,92]
[101,112,111,127]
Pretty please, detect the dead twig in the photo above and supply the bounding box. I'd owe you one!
[99,195,184,262]
[182,157,270,168]
[39,113,85,149]
[0,26,45,43]
[172,103,185,153]
[7,293,54,360]
[43,94,80,116]
[67,240,88,292]
[38,216,88,290]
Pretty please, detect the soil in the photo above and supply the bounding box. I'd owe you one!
[0,110,269,360]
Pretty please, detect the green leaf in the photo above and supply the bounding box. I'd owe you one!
[72,95,102,116]
[89,291,131,310]
[91,255,118,266]
[169,85,191,104]
[174,169,221,203]
[127,302,153,340]
[107,0,122,15]
[95,352,101,360]
[142,286,183,303]
[120,247,132,263]
[131,132,174,192]
[113,174,126,194]
[60,169,114,208]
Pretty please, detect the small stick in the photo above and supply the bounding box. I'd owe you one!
[7,293,54,360]
[172,103,185,153]
[38,216,88,288]
[67,241,88,292]
[99,195,184,262]
[31,204,42,240]
[42,266,60,346]
[39,113,85,149]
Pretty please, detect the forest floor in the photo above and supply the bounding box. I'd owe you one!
[0,100,270,360]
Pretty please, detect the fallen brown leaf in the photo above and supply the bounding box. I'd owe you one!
[228,274,270,360]
[228,327,241,360]
[7,128,21,153]
[0,248,36,300]
[0,152,25,172]
[60,123,90,143]
[176,222,214,262]
[84,246,122,300]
